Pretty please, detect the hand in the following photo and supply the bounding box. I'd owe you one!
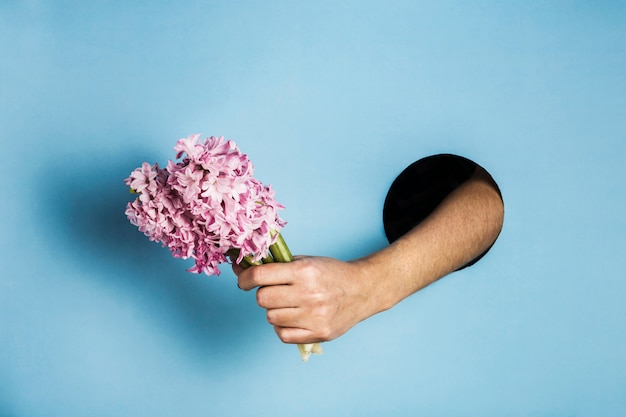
[233,256,379,344]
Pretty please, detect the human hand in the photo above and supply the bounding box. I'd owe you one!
[233,256,380,344]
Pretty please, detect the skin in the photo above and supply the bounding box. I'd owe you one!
[234,167,504,345]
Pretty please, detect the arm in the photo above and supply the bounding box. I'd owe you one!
[234,166,504,344]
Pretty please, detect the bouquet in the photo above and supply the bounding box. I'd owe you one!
[124,134,322,362]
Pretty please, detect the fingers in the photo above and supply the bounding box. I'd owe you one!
[256,285,301,309]
[266,307,334,344]
[232,256,346,344]
[266,307,302,327]
[273,326,313,344]
[235,262,297,291]
[272,325,329,344]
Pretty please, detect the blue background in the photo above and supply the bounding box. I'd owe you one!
[1,1,625,416]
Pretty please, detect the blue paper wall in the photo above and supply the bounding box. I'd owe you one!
[1,1,625,416]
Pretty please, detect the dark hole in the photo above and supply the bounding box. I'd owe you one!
[382,154,500,270]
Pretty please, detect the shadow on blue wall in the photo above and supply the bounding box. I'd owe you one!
[38,148,265,364]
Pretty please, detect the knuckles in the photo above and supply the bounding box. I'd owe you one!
[293,260,322,282]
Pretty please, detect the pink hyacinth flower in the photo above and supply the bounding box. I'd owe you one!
[125,135,286,276]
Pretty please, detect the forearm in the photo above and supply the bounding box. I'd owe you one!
[352,167,504,317]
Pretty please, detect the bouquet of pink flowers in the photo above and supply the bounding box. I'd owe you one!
[124,134,321,361]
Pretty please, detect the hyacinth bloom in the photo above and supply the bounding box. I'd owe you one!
[124,134,286,275]
[125,134,321,361]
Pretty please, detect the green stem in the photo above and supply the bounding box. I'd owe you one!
[269,232,294,263]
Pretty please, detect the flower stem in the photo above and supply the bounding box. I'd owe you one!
[269,232,294,263]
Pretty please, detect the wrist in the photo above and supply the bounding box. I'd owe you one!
[348,252,404,320]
